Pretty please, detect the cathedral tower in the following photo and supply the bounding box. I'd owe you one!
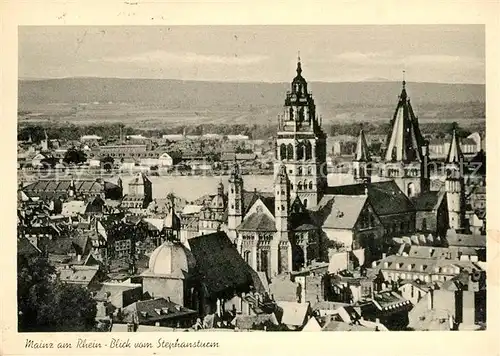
[227,162,244,240]
[445,128,465,231]
[380,79,430,198]
[353,128,371,183]
[274,164,292,275]
[274,56,327,207]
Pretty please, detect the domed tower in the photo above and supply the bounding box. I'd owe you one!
[353,128,372,183]
[274,164,292,275]
[228,162,244,240]
[445,128,465,230]
[380,78,430,198]
[141,241,197,306]
[275,55,327,207]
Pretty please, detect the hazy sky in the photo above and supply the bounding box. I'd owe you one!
[19,25,485,83]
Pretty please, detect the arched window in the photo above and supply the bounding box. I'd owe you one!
[307,166,312,175]
[421,218,427,231]
[305,141,312,160]
[309,181,313,190]
[296,142,304,160]
[303,198,308,208]
[287,143,294,160]
[298,166,303,176]
[297,182,302,190]
[407,183,415,197]
[243,251,250,264]
[280,144,286,160]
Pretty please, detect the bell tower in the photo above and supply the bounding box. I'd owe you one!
[273,164,292,275]
[380,77,430,198]
[353,128,372,183]
[274,55,327,208]
[445,128,465,231]
[228,162,244,240]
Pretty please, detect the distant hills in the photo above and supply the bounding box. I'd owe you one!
[19,77,485,109]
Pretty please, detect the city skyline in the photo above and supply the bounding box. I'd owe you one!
[19,25,485,84]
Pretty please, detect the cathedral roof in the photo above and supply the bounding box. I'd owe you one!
[384,80,425,163]
[312,195,368,230]
[324,181,415,216]
[446,129,464,163]
[354,129,371,162]
[410,190,446,212]
[188,231,255,297]
[237,212,277,232]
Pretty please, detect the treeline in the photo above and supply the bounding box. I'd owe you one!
[18,120,483,144]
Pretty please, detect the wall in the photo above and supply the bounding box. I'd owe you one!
[379,212,416,237]
[399,284,427,305]
[142,276,184,306]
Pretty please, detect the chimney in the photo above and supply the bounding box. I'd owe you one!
[382,253,386,259]
[77,254,81,262]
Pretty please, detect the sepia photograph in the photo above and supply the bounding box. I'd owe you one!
[16,24,487,334]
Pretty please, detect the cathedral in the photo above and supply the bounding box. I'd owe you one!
[194,58,466,280]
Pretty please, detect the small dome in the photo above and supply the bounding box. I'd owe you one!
[148,241,196,278]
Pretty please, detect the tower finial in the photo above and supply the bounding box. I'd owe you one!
[402,70,406,88]
[296,51,302,75]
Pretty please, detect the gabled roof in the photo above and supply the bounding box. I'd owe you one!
[59,265,99,286]
[188,231,255,297]
[242,190,275,216]
[276,301,310,327]
[411,190,446,211]
[445,229,486,248]
[237,212,276,232]
[311,195,368,230]
[324,181,414,216]
[122,298,196,324]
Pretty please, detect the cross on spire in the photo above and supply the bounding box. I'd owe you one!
[402,70,406,87]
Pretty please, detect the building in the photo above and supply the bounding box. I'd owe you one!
[120,173,153,210]
[411,190,448,238]
[22,178,122,201]
[274,57,328,207]
[142,232,262,318]
[445,129,466,231]
[377,80,430,198]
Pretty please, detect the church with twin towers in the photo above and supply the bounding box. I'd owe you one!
[223,56,466,277]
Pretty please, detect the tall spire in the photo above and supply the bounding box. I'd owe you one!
[355,128,371,162]
[384,78,423,162]
[446,127,463,163]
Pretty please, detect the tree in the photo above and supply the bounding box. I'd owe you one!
[17,254,97,332]
[100,156,114,171]
[63,147,87,166]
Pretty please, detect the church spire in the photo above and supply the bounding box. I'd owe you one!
[355,127,370,162]
[384,78,423,162]
[446,127,463,164]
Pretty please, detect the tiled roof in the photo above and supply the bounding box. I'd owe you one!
[276,301,310,327]
[324,181,415,216]
[59,266,99,286]
[242,190,275,216]
[322,320,371,331]
[411,191,445,211]
[237,212,276,232]
[445,230,486,248]
[122,298,196,324]
[17,237,42,257]
[188,231,255,297]
[231,313,279,330]
[311,195,367,230]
